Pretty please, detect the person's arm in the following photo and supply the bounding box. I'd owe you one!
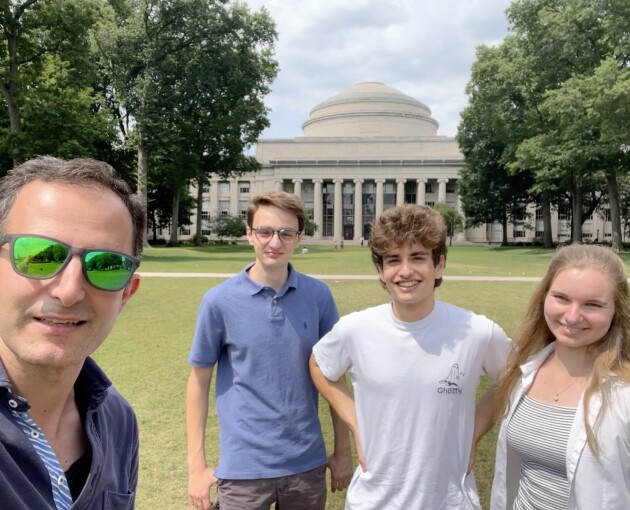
[467,384,498,474]
[186,366,217,510]
[326,388,354,492]
[309,354,366,472]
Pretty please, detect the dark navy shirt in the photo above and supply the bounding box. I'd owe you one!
[0,357,138,509]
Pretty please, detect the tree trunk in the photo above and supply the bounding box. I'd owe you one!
[168,188,181,247]
[605,168,622,252]
[541,192,554,248]
[570,178,583,243]
[137,134,150,248]
[501,210,508,246]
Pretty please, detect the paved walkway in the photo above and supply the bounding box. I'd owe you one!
[137,272,542,282]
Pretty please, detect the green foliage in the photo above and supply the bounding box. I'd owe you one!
[209,214,246,241]
[460,0,630,247]
[434,203,464,245]
[303,217,319,237]
[0,0,108,165]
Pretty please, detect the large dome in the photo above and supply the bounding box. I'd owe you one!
[301,81,439,138]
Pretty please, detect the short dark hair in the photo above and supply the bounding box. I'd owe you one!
[369,204,447,288]
[0,156,145,256]
[247,191,305,232]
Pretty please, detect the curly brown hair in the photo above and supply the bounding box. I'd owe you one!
[369,204,447,288]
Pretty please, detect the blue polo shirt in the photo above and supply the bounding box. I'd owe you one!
[0,358,138,510]
[189,263,339,479]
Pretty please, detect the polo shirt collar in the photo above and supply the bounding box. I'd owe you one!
[241,262,299,297]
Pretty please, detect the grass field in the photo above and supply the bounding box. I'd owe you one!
[92,244,620,509]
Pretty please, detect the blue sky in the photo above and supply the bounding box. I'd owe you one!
[243,0,513,140]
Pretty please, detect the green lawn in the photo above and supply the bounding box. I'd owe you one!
[92,245,621,509]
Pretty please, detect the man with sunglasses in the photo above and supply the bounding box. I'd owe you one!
[0,156,143,509]
[186,191,352,510]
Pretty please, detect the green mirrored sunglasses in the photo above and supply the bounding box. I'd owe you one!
[0,233,140,292]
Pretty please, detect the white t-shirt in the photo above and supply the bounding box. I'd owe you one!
[313,301,511,510]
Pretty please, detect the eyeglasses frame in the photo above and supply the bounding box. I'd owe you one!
[249,226,301,244]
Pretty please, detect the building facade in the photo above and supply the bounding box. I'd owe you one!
[179,81,613,244]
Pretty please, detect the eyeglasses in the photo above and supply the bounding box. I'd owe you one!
[0,234,140,292]
[250,226,301,244]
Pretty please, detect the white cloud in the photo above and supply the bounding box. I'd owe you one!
[243,0,513,139]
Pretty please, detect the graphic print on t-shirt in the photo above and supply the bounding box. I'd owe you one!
[438,363,464,395]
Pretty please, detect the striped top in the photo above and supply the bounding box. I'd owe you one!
[506,395,577,510]
[11,409,73,510]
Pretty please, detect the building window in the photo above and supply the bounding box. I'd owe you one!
[514,231,526,238]
[535,230,544,237]
[201,211,209,220]
[404,181,416,204]
[446,183,456,194]
[219,200,229,215]
[202,183,210,193]
[425,183,433,193]
[283,181,294,194]
[180,227,191,235]
[201,229,211,235]
[426,201,435,208]
[239,181,250,194]
[238,200,248,221]
[535,208,543,220]
[218,181,230,194]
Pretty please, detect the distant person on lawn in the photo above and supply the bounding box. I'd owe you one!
[310,203,511,509]
[490,244,630,509]
[0,156,143,509]
[186,191,352,510]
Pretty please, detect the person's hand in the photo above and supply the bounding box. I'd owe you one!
[327,448,354,492]
[188,467,218,510]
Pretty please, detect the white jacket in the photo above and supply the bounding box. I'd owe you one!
[490,342,630,510]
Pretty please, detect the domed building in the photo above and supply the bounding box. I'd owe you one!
[195,81,466,242]
[186,82,605,244]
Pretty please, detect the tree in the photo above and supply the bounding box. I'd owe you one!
[457,42,536,246]
[94,0,277,248]
[0,0,105,165]
[434,204,464,247]
[211,214,245,242]
[303,217,319,237]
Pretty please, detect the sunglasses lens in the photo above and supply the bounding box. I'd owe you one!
[84,251,134,291]
[12,236,69,278]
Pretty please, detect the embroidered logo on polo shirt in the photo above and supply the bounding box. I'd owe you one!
[437,363,464,395]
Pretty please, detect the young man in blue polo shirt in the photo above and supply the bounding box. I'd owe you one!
[186,191,352,510]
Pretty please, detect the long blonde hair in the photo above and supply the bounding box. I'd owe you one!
[494,243,630,454]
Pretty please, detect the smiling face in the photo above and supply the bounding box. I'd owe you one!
[544,267,615,351]
[0,180,139,375]
[378,242,445,322]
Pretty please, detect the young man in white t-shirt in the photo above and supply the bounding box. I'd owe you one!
[310,204,511,510]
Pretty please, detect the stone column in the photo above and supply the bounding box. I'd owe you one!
[292,178,303,199]
[333,178,343,241]
[210,178,219,216]
[416,178,427,205]
[313,179,323,240]
[275,179,284,192]
[396,178,406,206]
[438,178,449,204]
[375,178,385,217]
[229,179,238,216]
[353,178,364,241]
